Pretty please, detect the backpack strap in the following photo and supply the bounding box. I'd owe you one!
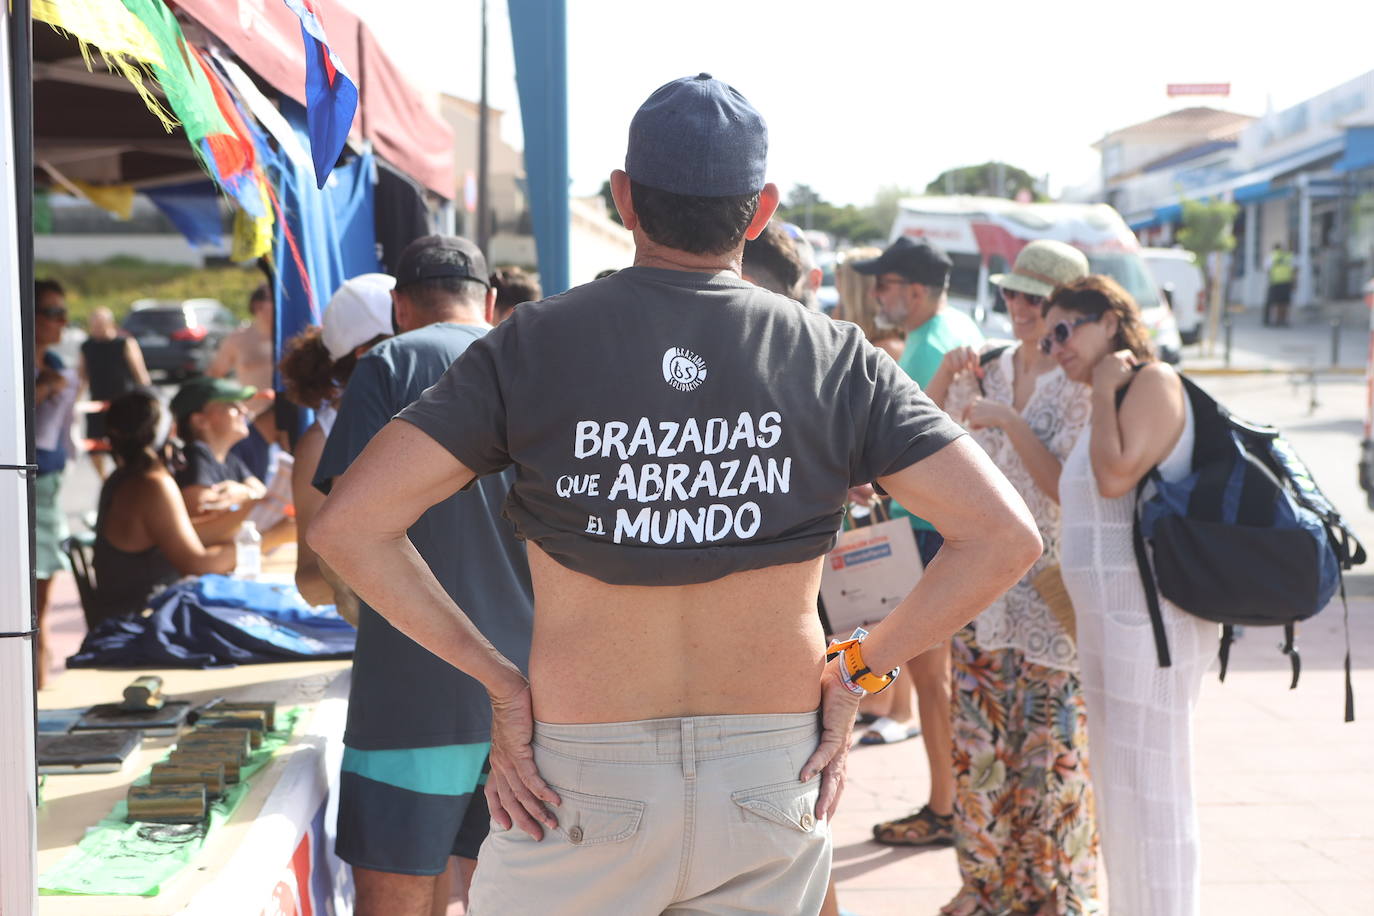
[1218,624,1235,682]
[1118,368,1174,668]
[1132,471,1173,668]
[1281,622,1301,690]
[1340,570,1355,722]
[976,345,1010,397]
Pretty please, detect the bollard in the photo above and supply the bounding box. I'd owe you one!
[1331,319,1342,368]
[1223,318,1233,369]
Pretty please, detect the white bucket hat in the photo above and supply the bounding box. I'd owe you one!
[990,240,1089,298]
[322,273,396,361]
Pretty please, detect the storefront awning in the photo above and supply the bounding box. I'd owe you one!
[1154,203,1182,224]
[1233,180,1294,204]
[1334,126,1374,174]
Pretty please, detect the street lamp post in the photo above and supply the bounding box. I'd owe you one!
[476,0,491,260]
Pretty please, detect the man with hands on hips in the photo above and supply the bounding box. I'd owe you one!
[310,73,1041,914]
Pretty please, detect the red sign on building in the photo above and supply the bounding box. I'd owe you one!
[1167,83,1232,97]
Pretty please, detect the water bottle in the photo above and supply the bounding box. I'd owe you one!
[234,521,262,580]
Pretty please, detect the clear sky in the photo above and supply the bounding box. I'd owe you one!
[346,0,1374,206]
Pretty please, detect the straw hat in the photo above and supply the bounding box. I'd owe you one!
[990,239,1089,298]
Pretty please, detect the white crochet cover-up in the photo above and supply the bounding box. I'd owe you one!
[947,344,1090,672]
[1059,383,1216,916]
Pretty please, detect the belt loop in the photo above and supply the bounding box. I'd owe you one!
[681,719,696,779]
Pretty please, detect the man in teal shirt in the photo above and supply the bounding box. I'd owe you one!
[853,235,982,845]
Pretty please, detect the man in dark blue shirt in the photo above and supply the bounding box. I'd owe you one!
[313,238,534,916]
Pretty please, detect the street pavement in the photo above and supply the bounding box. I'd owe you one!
[39,300,1374,914]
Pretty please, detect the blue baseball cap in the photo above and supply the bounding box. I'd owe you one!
[625,73,768,198]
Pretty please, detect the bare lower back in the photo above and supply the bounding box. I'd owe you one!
[526,544,828,724]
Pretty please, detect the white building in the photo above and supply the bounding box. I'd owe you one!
[1095,73,1374,307]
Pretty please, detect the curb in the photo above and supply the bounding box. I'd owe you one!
[1185,366,1366,377]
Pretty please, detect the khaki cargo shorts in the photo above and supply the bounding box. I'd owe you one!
[468,711,830,915]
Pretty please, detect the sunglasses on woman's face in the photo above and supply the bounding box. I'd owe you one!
[1039,314,1103,355]
[38,306,68,321]
[1002,289,1044,308]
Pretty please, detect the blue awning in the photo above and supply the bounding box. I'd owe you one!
[1233,180,1294,204]
[1154,203,1183,224]
[1128,216,1161,232]
[1334,126,1374,174]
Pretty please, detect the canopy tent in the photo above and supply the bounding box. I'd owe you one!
[33,0,453,198]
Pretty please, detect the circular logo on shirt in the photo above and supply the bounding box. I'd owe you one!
[662,347,708,392]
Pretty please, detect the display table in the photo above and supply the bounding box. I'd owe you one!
[37,659,353,915]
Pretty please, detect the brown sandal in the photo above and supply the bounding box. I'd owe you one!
[871,805,954,846]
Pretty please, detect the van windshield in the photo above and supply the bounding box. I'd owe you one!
[1087,253,1161,309]
[949,253,980,301]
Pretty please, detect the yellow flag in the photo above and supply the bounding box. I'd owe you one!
[70,179,135,220]
[232,178,275,263]
[33,0,175,131]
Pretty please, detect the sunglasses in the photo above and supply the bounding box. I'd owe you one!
[1039,314,1102,355]
[1002,289,1045,307]
[38,306,68,321]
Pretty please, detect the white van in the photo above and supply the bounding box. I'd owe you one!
[1141,248,1205,344]
[890,196,1182,362]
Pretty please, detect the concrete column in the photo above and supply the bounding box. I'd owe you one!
[1245,202,1261,308]
[1297,172,1314,307]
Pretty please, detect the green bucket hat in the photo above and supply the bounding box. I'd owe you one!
[170,376,257,423]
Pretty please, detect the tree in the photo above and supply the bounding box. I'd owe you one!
[1177,197,1239,353]
[868,185,915,239]
[775,184,885,245]
[925,162,1043,200]
[597,179,623,226]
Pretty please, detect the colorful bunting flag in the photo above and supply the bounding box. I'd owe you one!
[281,0,359,189]
[33,0,174,131]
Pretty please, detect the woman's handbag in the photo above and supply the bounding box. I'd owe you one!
[1032,563,1076,641]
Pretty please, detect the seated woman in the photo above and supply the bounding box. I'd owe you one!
[279,273,394,616]
[91,390,236,620]
[170,376,267,546]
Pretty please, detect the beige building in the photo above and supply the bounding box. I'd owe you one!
[440,94,632,283]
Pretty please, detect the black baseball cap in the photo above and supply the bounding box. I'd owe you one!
[852,236,953,287]
[394,235,489,290]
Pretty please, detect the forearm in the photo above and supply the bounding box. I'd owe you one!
[294,560,335,607]
[1088,388,1133,495]
[1001,415,1062,503]
[315,528,525,695]
[860,525,1038,674]
[923,365,954,410]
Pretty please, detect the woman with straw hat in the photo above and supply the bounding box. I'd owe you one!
[929,240,1100,915]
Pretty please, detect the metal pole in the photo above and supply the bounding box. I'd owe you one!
[1224,316,1233,368]
[0,2,39,912]
[476,0,491,259]
[1332,319,1342,368]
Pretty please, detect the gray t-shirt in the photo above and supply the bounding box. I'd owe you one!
[398,267,965,587]
[315,322,534,750]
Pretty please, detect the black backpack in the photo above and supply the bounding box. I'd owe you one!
[1120,371,1366,720]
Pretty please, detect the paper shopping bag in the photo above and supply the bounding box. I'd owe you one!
[819,515,923,637]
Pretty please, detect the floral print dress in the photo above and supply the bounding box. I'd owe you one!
[941,345,1099,916]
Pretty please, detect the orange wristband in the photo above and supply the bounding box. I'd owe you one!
[827,629,899,695]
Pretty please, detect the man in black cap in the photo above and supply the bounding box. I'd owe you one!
[311,77,1038,913]
[852,236,985,848]
[312,236,535,916]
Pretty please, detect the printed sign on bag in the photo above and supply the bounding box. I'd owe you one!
[819,515,923,637]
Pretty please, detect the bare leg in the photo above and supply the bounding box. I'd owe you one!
[819,877,840,916]
[354,866,440,916]
[35,577,52,690]
[430,857,477,916]
[910,641,954,815]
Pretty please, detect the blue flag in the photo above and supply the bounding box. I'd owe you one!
[282,0,358,189]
